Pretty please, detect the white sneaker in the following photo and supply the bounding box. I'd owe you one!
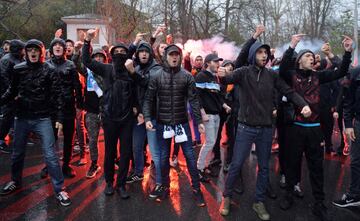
[56,191,71,206]
[279,174,286,188]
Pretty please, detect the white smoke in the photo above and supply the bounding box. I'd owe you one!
[177,35,241,61]
[274,39,325,58]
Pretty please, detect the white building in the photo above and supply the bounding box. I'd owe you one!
[61,13,115,47]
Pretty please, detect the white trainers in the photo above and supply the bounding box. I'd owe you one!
[56,191,71,206]
[279,174,286,188]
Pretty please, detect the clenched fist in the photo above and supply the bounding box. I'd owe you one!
[125,59,135,74]
[290,34,307,49]
[86,28,99,41]
[218,67,227,77]
[342,35,354,52]
[253,25,265,39]
[301,105,312,118]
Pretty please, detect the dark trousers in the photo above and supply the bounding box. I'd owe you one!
[350,120,360,196]
[85,112,101,162]
[157,122,200,190]
[226,114,237,164]
[51,118,59,141]
[285,125,325,202]
[11,117,64,193]
[224,123,272,202]
[336,109,345,153]
[75,109,86,154]
[173,142,180,157]
[277,122,286,175]
[62,118,75,167]
[320,108,333,148]
[0,112,14,142]
[103,117,133,187]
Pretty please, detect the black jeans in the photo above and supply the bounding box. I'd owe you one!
[0,111,14,143]
[103,117,133,187]
[349,120,360,197]
[62,118,75,167]
[225,114,237,164]
[336,109,345,152]
[285,125,325,202]
[320,107,333,149]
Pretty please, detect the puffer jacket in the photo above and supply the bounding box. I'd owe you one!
[82,40,135,122]
[0,39,64,122]
[46,57,82,119]
[0,39,25,115]
[143,44,202,126]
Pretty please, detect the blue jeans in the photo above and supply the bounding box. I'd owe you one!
[132,122,147,176]
[350,120,360,196]
[157,122,200,190]
[223,123,272,202]
[133,120,162,183]
[147,120,162,184]
[11,117,64,193]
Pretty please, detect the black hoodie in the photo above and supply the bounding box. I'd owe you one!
[220,42,308,127]
[131,41,161,116]
[82,40,135,121]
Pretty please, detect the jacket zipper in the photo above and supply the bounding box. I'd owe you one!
[170,70,174,125]
[257,69,261,82]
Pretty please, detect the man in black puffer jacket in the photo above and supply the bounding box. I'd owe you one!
[143,44,207,207]
[43,38,83,178]
[0,39,71,207]
[0,39,25,153]
[82,29,135,199]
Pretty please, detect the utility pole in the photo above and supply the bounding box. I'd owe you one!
[354,0,358,65]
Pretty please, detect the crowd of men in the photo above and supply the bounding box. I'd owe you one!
[0,24,359,221]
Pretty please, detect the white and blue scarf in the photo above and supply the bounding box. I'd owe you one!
[163,124,188,143]
[86,68,103,97]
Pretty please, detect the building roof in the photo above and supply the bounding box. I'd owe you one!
[61,14,111,24]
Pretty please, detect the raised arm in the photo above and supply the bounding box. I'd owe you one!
[183,52,192,72]
[72,41,87,76]
[318,50,352,84]
[234,25,265,68]
[82,29,107,76]
[279,34,307,83]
